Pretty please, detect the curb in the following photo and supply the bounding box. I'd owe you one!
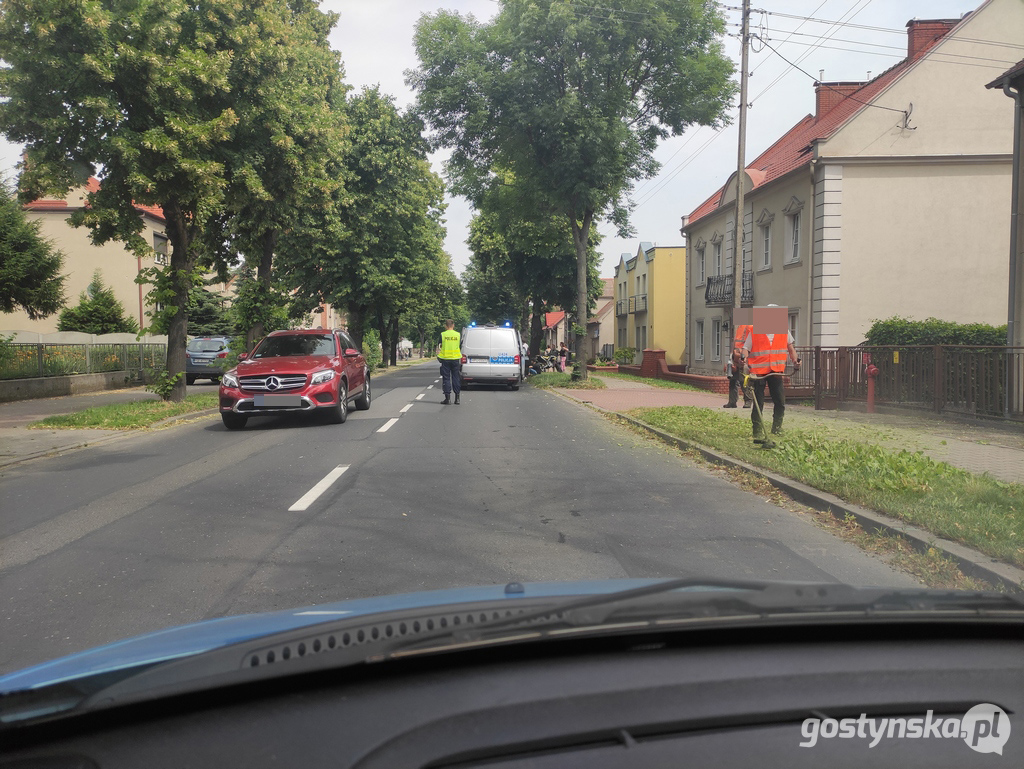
[552,389,1024,593]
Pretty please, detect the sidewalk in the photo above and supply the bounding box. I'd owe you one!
[559,377,1024,485]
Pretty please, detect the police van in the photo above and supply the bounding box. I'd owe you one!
[459,323,525,390]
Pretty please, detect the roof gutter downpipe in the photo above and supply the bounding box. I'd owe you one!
[1003,80,1021,416]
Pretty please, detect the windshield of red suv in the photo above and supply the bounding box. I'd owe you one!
[252,334,336,359]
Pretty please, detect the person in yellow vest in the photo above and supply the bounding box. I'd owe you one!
[743,315,800,447]
[437,319,462,405]
[724,321,752,408]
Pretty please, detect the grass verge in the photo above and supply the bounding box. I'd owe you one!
[599,371,705,392]
[529,372,607,390]
[628,406,1024,569]
[30,393,220,430]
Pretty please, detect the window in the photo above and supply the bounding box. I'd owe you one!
[695,320,705,360]
[640,325,647,351]
[713,240,722,276]
[761,223,771,268]
[711,319,722,361]
[782,197,804,264]
[789,312,798,346]
[153,233,169,265]
[789,211,801,262]
[696,244,706,285]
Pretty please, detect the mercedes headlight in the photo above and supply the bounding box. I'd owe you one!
[311,369,336,385]
[221,371,240,388]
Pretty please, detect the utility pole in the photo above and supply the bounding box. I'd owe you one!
[733,0,750,315]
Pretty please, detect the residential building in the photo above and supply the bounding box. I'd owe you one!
[585,277,616,361]
[542,310,567,351]
[3,179,167,334]
[613,242,687,364]
[683,0,1024,375]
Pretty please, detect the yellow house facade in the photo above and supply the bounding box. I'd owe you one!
[613,242,687,365]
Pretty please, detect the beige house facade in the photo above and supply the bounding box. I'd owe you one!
[3,180,168,334]
[683,0,1024,375]
[614,242,687,365]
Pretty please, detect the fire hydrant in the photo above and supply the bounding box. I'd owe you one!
[866,363,880,413]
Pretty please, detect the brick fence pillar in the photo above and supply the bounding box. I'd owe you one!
[640,348,666,379]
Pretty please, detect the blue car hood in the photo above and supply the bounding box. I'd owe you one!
[0,579,668,693]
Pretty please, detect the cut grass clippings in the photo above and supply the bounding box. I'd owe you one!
[598,371,705,392]
[529,372,607,390]
[30,393,219,430]
[628,405,1024,569]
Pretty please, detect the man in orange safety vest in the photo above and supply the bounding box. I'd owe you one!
[743,311,800,447]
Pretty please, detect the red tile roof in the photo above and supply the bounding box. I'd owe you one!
[24,176,166,222]
[544,311,565,329]
[688,22,956,225]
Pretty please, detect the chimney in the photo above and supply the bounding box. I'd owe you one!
[906,18,958,60]
[815,82,865,118]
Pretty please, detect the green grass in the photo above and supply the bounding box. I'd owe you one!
[599,371,706,392]
[629,405,1024,568]
[529,371,607,389]
[31,393,220,430]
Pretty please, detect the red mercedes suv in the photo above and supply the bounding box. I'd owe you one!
[218,329,371,430]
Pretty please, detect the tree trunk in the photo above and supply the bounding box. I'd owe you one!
[246,229,277,352]
[347,305,365,350]
[530,296,544,356]
[388,316,400,366]
[569,211,594,381]
[162,203,194,403]
[376,307,388,368]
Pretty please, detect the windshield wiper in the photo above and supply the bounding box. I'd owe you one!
[386,580,1024,658]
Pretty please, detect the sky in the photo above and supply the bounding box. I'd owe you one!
[2,0,1015,281]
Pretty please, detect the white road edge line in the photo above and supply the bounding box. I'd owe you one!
[400,404,412,413]
[416,393,425,400]
[378,417,400,433]
[289,465,349,512]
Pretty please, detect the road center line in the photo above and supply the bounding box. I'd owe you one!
[400,404,412,413]
[427,384,433,389]
[289,465,349,512]
[377,417,400,433]
[416,393,425,400]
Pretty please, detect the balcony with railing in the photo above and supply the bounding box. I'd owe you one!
[615,300,628,317]
[704,272,754,306]
[631,294,647,313]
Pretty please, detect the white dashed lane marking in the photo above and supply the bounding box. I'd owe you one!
[289,465,349,512]
[377,418,400,433]
[400,404,412,413]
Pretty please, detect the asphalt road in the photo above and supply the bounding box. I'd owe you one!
[0,363,919,673]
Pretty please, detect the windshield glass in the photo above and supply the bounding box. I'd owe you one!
[252,335,336,358]
[1,2,1023,750]
[187,339,227,353]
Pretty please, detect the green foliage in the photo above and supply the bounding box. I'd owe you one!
[58,272,139,335]
[613,347,637,364]
[188,286,234,337]
[145,367,185,400]
[31,393,218,429]
[362,327,383,371]
[0,182,66,319]
[411,0,735,380]
[230,265,291,344]
[865,316,1008,346]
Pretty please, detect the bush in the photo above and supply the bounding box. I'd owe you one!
[362,328,383,371]
[865,316,1007,346]
[613,347,637,364]
[58,271,139,335]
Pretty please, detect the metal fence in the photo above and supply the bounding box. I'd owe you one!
[0,343,166,381]
[814,345,1024,421]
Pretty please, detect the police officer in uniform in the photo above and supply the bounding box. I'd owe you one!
[437,319,462,405]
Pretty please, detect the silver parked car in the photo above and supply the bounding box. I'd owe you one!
[186,336,232,385]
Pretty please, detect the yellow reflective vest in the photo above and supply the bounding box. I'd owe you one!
[438,329,462,360]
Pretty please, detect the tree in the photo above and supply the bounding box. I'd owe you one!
[0,0,342,400]
[410,0,735,377]
[58,271,139,334]
[0,182,65,319]
[280,87,450,366]
[188,286,234,337]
